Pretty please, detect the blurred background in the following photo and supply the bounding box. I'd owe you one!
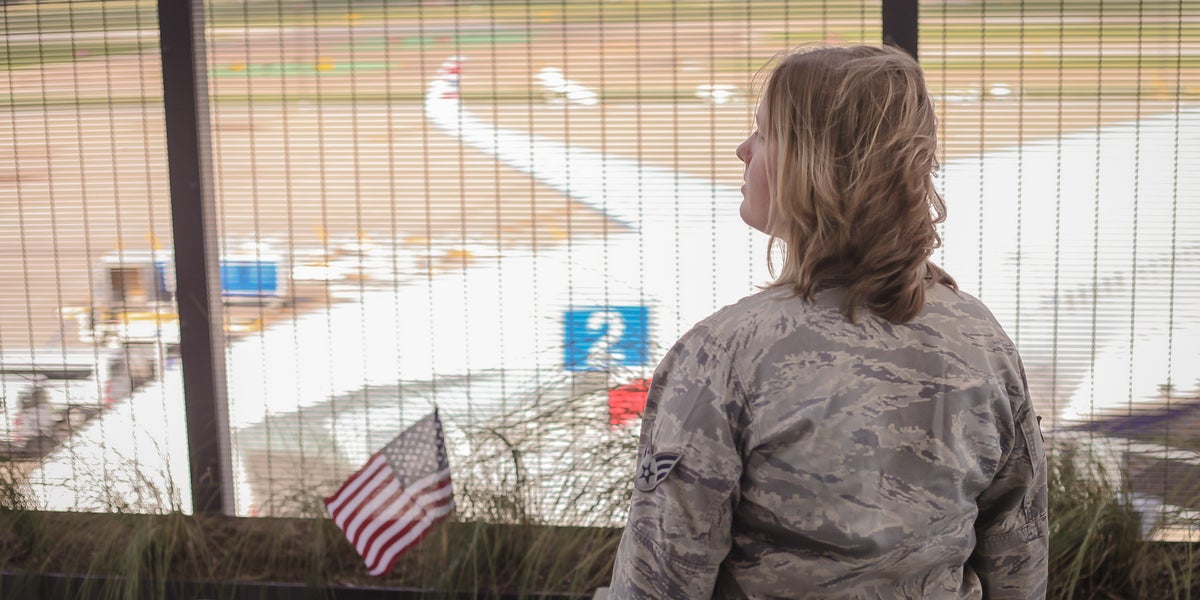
[0,0,1196,536]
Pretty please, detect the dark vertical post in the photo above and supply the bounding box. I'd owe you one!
[882,0,920,60]
[157,0,233,515]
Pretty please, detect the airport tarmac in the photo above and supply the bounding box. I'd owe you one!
[1,92,1191,354]
[2,13,1195,349]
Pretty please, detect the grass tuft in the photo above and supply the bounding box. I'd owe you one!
[1047,443,1200,599]
[4,409,1200,596]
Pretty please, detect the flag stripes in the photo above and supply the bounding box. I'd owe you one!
[355,471,451,560]
[326,452,389,517]
[324,412,454,576]
[364,479,454,574]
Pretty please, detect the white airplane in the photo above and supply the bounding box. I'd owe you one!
[534,67,599,106]
[429,55,1200,422]
[27,57,1200,523]
[29,56,765,517]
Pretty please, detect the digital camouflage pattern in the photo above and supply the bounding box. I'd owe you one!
[609,284,1048,599]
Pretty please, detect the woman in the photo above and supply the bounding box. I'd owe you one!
[609,45,1047,599]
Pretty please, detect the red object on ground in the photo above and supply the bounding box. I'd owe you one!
[608,378,652,427]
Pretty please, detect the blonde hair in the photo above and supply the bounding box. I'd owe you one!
[760,44,956,324]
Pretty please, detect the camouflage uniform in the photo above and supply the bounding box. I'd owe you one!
[609,284,1048,599]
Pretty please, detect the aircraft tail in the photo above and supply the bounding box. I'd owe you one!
[428,56,465,100]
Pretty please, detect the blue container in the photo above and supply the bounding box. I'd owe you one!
[220,260,280,299]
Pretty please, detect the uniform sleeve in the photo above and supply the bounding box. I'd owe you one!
[969,363,1049,599]
[608,327,747,599]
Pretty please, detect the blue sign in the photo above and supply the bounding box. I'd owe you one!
[563,306,650,372]
[220,260,279,297]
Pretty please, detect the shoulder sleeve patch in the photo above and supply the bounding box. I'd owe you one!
[634,449,683,492]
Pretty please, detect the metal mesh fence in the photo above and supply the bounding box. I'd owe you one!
[1,0,1197,535]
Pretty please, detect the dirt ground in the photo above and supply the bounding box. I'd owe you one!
[0,15,1194,354]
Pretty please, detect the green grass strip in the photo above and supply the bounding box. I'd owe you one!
[4,85,1195,110]
[1,39,156,71]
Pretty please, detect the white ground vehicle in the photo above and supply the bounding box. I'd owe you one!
[0,346,161,455]
[0,375,57,453]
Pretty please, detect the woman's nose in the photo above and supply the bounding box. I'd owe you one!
[736,139,749,163]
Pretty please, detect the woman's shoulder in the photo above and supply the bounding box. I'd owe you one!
[691,287,809,346]
[924,284,1012,331]
[686,283,1014,351]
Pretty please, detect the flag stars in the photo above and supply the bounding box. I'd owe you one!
[384,416,442,488]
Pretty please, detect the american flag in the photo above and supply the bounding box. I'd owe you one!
[324,411,455,576]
